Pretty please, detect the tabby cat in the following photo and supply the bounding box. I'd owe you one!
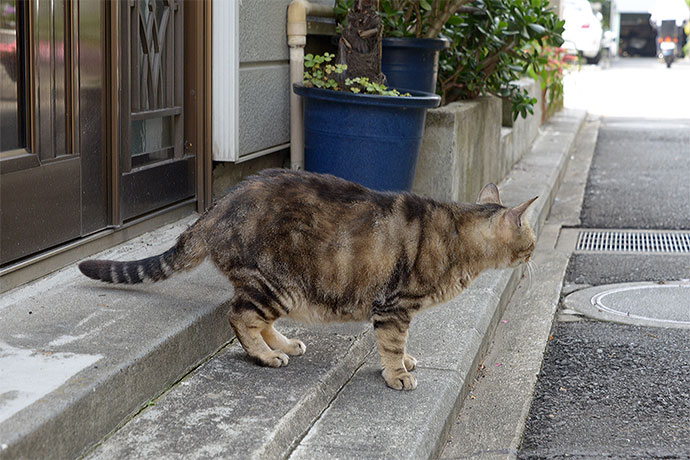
[79,169,537,390]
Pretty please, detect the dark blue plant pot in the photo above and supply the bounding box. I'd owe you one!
[293,84,440,192]
[382,37,450,94]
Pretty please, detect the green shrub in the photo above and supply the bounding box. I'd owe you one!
[334,0,565,118]
[437,0,564,119]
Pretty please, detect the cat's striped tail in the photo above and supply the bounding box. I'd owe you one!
[78,228,207,284]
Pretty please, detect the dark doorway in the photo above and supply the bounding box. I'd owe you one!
[620,13,657,56]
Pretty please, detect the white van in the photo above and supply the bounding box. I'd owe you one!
[562,0,604,63]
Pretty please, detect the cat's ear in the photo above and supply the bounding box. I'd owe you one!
[505,196,538,227]
[477,183,502,205]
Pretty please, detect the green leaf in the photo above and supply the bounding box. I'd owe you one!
[527,23,546,35]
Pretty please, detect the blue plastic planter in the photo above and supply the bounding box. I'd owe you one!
[381,37,450,94]
[293,84,440,192]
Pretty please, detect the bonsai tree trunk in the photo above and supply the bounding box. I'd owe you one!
[336,0,386,86]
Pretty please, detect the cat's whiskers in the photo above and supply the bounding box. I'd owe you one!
[524,259,538,292]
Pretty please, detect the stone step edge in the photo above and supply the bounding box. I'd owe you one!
[1,268,235,460]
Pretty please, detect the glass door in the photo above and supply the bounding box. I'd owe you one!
[0,0,107,265]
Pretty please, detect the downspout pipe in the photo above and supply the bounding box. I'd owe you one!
[287,1,335,170]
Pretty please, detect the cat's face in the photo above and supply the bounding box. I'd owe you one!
[493,196,538,268]
[477,184,537,269]
[500,215,536,268]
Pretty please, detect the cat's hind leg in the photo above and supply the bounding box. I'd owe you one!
[372,314,416,390]
[261,324,306,356]
[228,297,289,367]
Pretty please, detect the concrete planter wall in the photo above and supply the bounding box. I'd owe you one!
[413,78,542,203]
[501,78,543,167]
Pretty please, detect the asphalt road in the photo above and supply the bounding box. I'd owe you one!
[520,253,690,459]
[568,57,690,230]
[519,321,690,459]
[518,58,690,459]
[566,253,690,285]
[579,117,690,229]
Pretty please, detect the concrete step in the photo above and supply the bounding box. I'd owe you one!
[79,109,586,460]
[439,224,571,459]
[86,324,375,460]
[0,218,236,460]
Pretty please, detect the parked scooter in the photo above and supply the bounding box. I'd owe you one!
[658,20,679,68]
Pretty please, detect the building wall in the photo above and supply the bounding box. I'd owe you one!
[212,0,334,198]
[237,0,333,158]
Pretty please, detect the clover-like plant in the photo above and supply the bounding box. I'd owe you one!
[303,52,347,90]
[303,53,409,96]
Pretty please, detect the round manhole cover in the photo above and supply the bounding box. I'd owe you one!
[564,281,690,328]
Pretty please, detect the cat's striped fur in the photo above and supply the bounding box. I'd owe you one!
[79,169,537,390]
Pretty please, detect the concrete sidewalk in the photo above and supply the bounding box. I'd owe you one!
[439,116,601,459]
[0,109,585,460]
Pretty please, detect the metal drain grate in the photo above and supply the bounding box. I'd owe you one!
[576,230,690,253]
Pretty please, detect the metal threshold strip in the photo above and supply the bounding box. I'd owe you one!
[557,228,690,254]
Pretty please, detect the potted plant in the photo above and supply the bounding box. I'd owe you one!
[338,0,564,118]
[293,2,440,192]
[294,53,440,192]
[405,0,565,203]
[335,0,472,93]
[376,1,461,93]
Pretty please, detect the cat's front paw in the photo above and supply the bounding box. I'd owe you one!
[258,350,290,368]
[403,354,417,372]
[284,338,306,356]
[382,368,418,390]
